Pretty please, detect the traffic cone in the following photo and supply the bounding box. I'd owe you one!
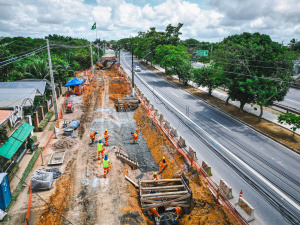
[239,189,243,198]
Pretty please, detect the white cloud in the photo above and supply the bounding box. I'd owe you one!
[0,0,298,43]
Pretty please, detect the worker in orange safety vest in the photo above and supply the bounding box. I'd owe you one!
[104,129,109,146]
[150,204,161,220]
[136,124,140,135]
[172,206,183,223]
[97,139,105,160]
[153,172,158,181]
[158,156,167,173]
[90,131,98,144]
[130,132,138,144]
[98,154,111,178]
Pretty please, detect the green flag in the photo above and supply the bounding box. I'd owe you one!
[91,22,96,30]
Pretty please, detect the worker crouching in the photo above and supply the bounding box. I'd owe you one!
[90,131,98,144]
[158,157,167,174]
[130,132,138,144]
[153,172,158,181]
[98,154,111,178]
[172,206,183,223]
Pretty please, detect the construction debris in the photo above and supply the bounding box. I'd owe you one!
[125,175,139,188]
[52,137,78,149]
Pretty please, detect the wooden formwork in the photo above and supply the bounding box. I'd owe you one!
[115,149,139,169]
[117,97,140,112]
[139,175,192,211]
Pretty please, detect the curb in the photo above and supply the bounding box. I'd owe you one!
[140,61,300,156]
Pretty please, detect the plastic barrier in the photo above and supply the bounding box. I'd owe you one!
[165,120,171,129]
[159,114,165,122]
[189,147,198,161]
[201,160,212,176]
[220,179,233,199]
[236,197,255,222]
[171,127,178,137]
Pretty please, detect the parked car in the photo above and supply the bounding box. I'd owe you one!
[134,66,141,72]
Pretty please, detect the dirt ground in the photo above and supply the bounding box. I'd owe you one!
[140,62,300,153]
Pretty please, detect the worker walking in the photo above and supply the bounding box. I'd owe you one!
[172,206,183,223]
[104,129,109,146]
[98,154,111,178]
[130,132,138,144]
[153,172,158,181]
[158,156,168,174]
[136,124,140,135]
[90,131,98,144]
[97,139,105,160]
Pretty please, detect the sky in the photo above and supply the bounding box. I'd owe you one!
[0,0,299,44]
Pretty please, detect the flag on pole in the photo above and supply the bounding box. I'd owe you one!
[91,22,96,30]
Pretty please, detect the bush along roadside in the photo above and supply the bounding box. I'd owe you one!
[38,110,54,132]
[6,149,41,211]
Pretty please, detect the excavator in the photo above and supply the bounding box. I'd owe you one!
[97,58,117,70]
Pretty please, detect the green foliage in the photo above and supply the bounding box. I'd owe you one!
[154,45,192,85]
[193,67,222,96]
[7,149,41,211]
[0,35,103,83]
[213,32,294,116]
[38,110,54,131]
[278,113,300,136]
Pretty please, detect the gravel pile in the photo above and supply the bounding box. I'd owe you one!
[52,137,78,149]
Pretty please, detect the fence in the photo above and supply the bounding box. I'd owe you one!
[272,102,300,115]
[121,67,248,225]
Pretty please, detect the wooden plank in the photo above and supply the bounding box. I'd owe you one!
[140,178,181,184]
[181,175,192,194]
[142,200,188,205]
[143,202,190,210]
[141,195,190,201]
[125,175,138,188]
[141,185,184,191]
[142,195,191,210]
[141,188,181,193]
[141,190,188,198]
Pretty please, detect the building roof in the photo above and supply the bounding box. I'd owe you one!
[0,81,47,96]
[0,110,12,124]
[0,88,36,109]
[0,122,34,159]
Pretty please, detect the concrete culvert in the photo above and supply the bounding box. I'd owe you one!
[160,215,173,225]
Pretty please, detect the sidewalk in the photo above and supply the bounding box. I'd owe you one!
[149,62,300,135]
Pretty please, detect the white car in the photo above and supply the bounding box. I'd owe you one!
[134,66,141,72]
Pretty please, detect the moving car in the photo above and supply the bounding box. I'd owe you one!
[135,66,141,72]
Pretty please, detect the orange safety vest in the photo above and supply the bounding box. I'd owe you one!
[174,207,183,216]
[104,131,109,138]
[90,132,96,139]
[153,174,158,180]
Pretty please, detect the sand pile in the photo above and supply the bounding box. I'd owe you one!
[52,137,78,149]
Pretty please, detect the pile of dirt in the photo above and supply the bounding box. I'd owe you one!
[109,78,131,106]
[52,137,78,149]
[134,106,238,225]
[38,159,75,225]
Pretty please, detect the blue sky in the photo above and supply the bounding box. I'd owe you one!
[0,0,299,44]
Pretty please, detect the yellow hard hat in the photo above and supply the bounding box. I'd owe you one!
[162,157,165,159]
[154,172,157,175]
[105,129,107,131]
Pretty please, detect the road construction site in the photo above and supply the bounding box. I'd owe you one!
[2,52,244,225]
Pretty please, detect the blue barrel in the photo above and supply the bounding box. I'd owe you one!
[0,173,11,210]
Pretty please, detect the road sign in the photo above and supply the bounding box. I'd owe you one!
[197,50,208,57]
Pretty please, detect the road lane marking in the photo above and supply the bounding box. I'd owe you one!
[211,119,231,132]
[285,98,300,104]
[136,73,300,212]
[171,91,179,97]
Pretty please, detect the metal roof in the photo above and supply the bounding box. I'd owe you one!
[0,122,34,159]
[0,88,36,109]
[0,110,12,124]
[0,81,47,96]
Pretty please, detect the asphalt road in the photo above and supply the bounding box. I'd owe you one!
[279,88,300,111]
[120,51,300,225]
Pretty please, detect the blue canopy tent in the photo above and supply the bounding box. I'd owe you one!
[64,78,84,87]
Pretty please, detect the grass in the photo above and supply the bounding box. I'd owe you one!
[6,149,41,212]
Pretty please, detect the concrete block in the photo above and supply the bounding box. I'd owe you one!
[179,136,186,147]
[189,147,198,160]
[165,120,171,129]
[159,114,165,122]
[219,179,233,199]
[201,160,212,176]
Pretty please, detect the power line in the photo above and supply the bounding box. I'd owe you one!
[0,45,47,60]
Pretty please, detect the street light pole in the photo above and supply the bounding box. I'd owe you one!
[90,42,94,77]
[131,44,134,96]
[46,39,58,120]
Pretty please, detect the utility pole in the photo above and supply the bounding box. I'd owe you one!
[46,39,58,120]
[119,47,121,65]
[97,45,99,63]
[90,42,94,77]
[132,44,134,96]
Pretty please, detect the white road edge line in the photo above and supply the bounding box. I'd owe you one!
[134,71,300,211]
[211,119,231,132]
[285,98,300,104]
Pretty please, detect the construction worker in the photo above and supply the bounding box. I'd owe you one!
[172,206,183,223]
[158,157,168,174]
[150,205,161,220]
[97,139,105,160]
[27,136,34,154]
[130,132,138,144]
[98,154,111,178]
[104,129,109,146]
[136,124,140,135]
[153,172,158,181]
[90,131,98,144]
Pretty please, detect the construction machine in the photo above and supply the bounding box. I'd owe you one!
[97,58,117,70]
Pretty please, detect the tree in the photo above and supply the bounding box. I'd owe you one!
[154,45,192,85]
[278,113,300,136]
[213,32,294,117]
[193,67,221,96]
